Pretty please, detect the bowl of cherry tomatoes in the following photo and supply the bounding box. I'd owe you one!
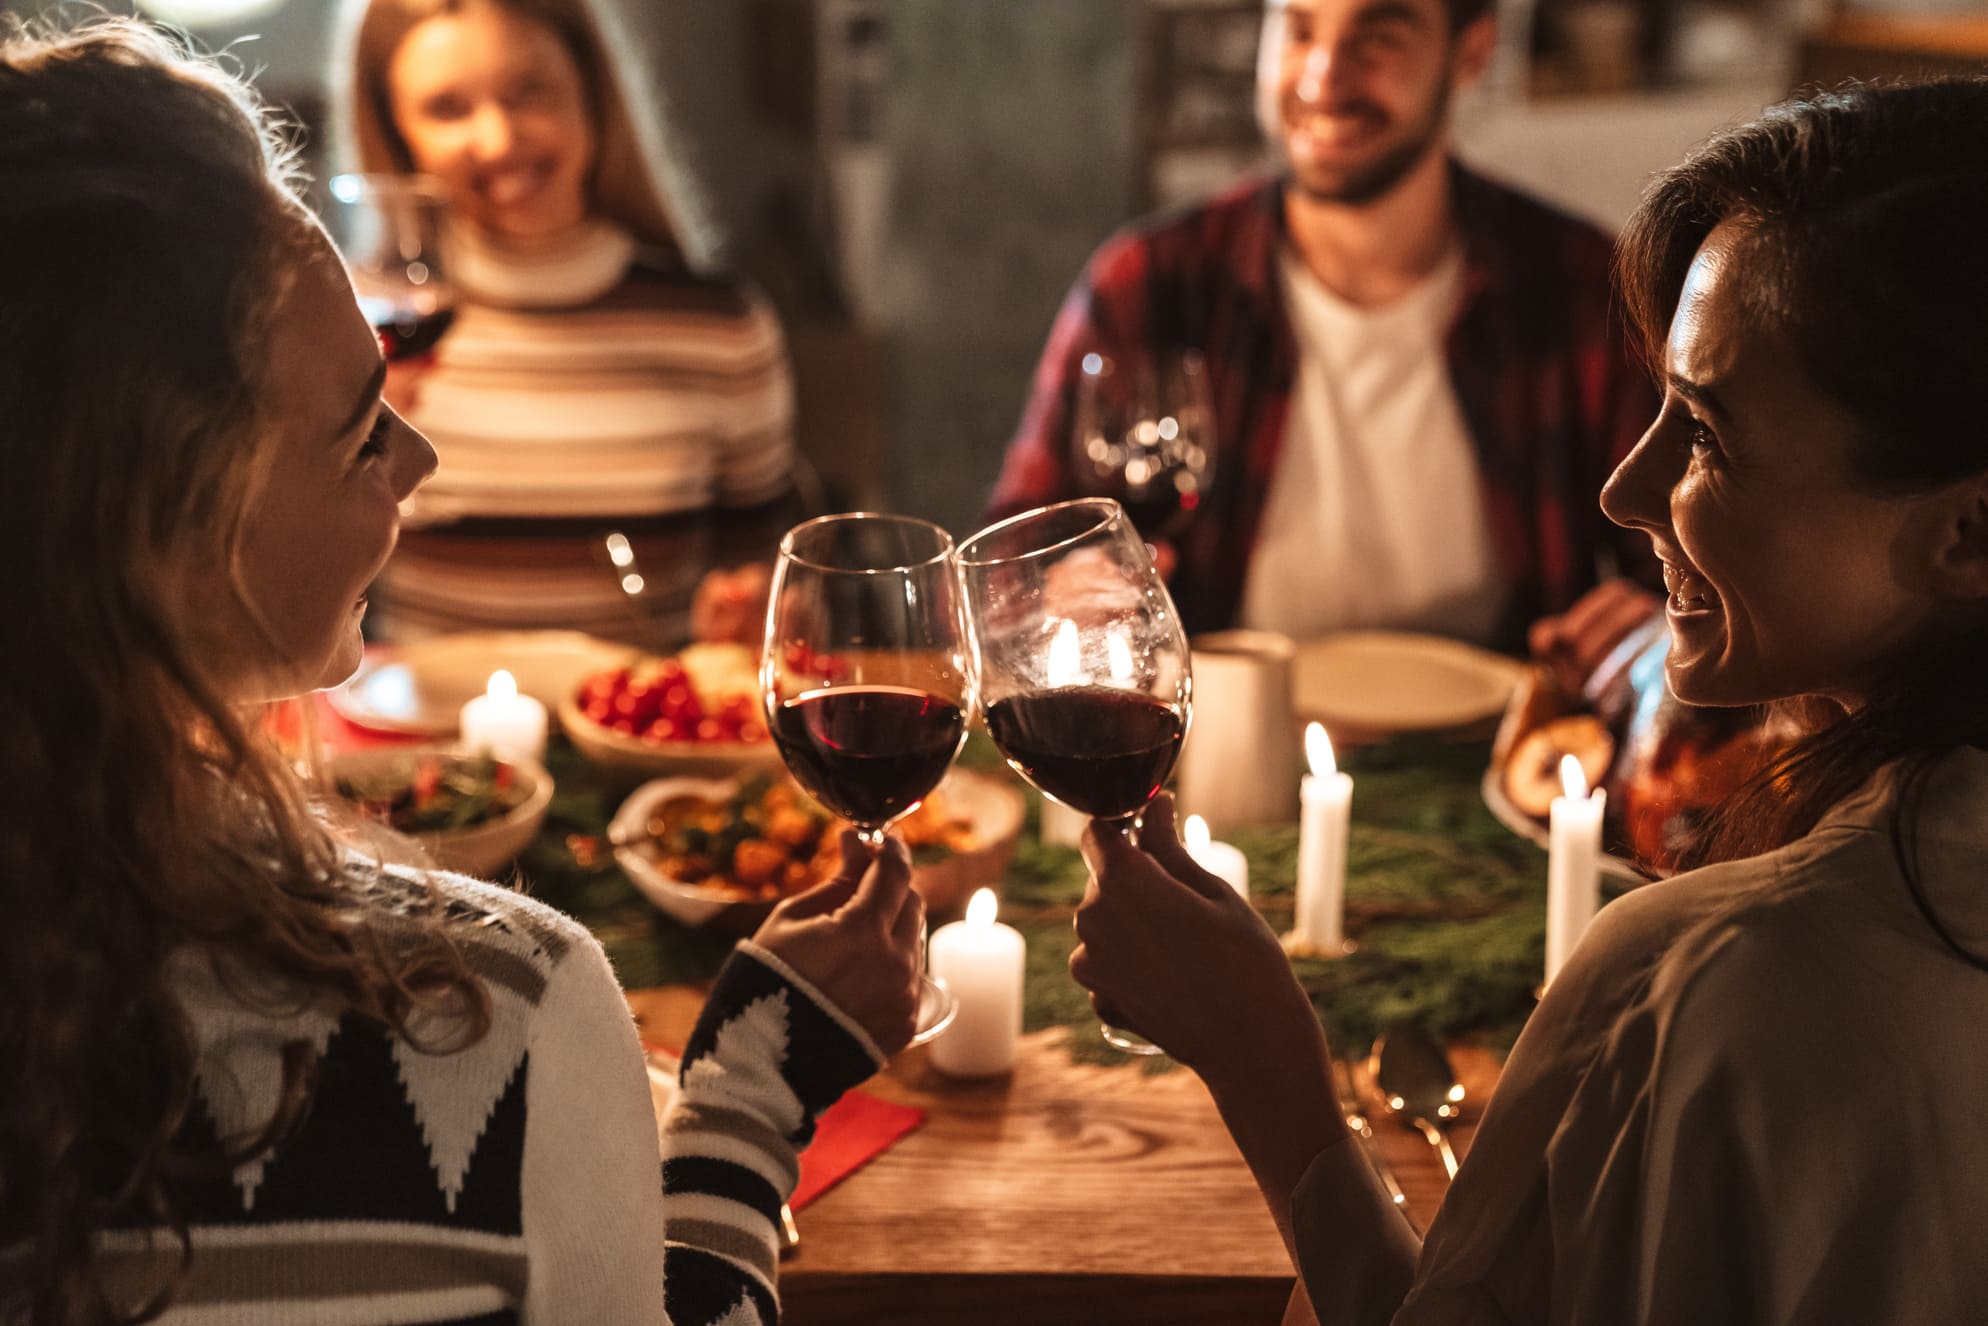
[558,643,784,781]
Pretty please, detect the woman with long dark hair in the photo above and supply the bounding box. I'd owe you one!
[1072,78,1988,1323]
[0,19,916,1324]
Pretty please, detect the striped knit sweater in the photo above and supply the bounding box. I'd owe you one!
[404,220,795,523]
[98,867,878,1324]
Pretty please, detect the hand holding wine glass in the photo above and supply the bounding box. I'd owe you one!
[750,830,928,1057]
[761,513,977,1045]
[958,498,1193,1053]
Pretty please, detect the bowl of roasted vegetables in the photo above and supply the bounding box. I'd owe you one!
[610,770,1023,932]
[329,747,552,877]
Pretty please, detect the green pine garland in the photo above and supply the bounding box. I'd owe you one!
[507,736,1614,1070]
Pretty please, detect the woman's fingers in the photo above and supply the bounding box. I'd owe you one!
[1132,795,1232,899]
[891,883,926,953]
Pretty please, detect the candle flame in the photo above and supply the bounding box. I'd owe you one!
[967,888,998,927]
[1183,814,1211,852]
[488,670,518,702]
[1559,754,1589,801]
[1106,629,1135,686]
[1305,722,1336,778]
[1047,618,1083,688]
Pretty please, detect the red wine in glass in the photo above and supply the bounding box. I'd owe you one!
[328,174,457,365]
[771,685,967,827]
[959,498,1194,1056]
[983,688,1184,820]
[763,512,977,1049]
[358,296,458,362]
[1071,351,1214,544]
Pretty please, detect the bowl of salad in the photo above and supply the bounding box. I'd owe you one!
[329,746,553,878]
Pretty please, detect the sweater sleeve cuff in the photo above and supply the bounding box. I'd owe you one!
[733,940,887,1069]
[1289,1136,1423,1326]
[679,941,884,1147]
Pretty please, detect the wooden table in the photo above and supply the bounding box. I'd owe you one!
[629,987,1503,1326]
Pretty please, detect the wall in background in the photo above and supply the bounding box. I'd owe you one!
[878,0,1139,533]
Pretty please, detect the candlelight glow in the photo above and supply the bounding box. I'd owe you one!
[967,888,998,927]
[1184,814,1211,852]
[1106,629,1135,686]
[604,531,634,568]
[1047,618,1083,688]
[1305,722,1337,778]
[1559,754,1589,801]
[487,670,518,702]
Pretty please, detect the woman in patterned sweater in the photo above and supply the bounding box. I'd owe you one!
[0,19,914,1324]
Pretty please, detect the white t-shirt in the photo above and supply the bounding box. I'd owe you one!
[1237,245,1506,644]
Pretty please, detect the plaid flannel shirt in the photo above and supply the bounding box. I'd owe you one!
[988,163,1660,653]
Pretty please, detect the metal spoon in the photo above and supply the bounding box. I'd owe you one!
[1369,1020,1465,1180]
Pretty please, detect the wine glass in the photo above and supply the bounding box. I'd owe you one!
[761,514,974,1046]
[1071,350,1214,545]
[957,498,1193,1055]
[325,173,457,362]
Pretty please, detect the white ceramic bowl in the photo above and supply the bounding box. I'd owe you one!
[559,694,784,784]
[611,770,1025,932]
[328,746,552,878]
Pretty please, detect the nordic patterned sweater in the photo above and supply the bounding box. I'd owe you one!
[101,866,882,1324]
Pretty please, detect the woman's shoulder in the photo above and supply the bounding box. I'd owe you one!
[338,857,609,992]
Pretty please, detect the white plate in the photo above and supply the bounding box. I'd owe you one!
[1294,631,1523,735]
[331,630,637,736]
[1478,766,1646,884]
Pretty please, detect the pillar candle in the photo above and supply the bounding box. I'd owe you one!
[1545,754,1606,987]
[1183,814,1249,898]
[928,889,1026,1077]
[1292,723,1352,953]
[460,669,548,763]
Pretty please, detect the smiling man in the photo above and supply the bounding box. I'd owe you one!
[990,0,1660,652]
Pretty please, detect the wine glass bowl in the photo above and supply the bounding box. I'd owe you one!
[1071,351,1214,544]
[959,498,1192,1055]
[762,513,975,1048]
[762,515,976,841]
[325,173,457,362]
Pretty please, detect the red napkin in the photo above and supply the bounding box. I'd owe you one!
[790,1090,926,1212]
[646,1040,925,1213]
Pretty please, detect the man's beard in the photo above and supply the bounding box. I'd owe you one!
[1284,80,1453,207]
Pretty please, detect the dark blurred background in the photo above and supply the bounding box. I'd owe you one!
[9,0,1984,534]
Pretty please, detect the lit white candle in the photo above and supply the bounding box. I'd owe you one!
[1183,814,1249,898]
[928,889,1026,1078]
[1545,755,1606,987]
[1292,723,1352,953]
[459,669,548,763]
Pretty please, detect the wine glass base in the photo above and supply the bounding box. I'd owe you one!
[906,974,958,1048]
[1100,1022,1166,1056]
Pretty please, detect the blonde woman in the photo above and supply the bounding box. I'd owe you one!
[0,19,916,1325]
[333,0,795,641]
